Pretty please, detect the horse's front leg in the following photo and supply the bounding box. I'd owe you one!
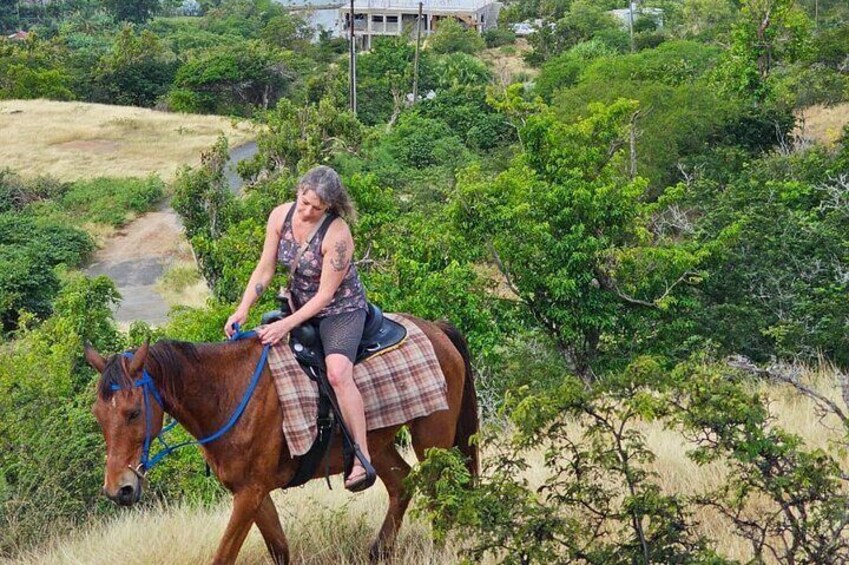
[213,486,267,565]
[254,493,290,564]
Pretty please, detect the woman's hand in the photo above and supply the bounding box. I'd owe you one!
[256,319,292,346]
[224,309,248,338]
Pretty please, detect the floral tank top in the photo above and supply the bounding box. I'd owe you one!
[277,203,368,317]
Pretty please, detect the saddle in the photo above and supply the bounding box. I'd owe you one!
[261,302,407,371]
[260,302,407,490]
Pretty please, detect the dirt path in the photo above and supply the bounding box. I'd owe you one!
[84,143,260,327]
[85,201,195,326]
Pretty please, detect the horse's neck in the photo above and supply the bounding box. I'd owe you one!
[150,340,258,442]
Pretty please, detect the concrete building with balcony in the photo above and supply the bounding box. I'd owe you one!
[340,0,501,50]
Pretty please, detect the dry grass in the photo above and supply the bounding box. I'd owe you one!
[796,102,849,147]
[480,38,538,88]
[155,261,212,310]
[9,368,849,564]
[8,455,461,565]
[0,99,256,182]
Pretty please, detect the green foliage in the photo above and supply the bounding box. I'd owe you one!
[411,360,720,564]
[169,40,294,115]
[354,36,436,126]
[680,0,738,40]
[482,27,516,48]
[809,23,849,71]
[527,1,626,64]
[455,96,705,376]
[0,34,74,100]
[771,62,849,109]
[382,113,468,170]
[61,176,164,226]
[415,84,515,151]
[428,18,485,54]
[534,39,617,101]
[243,97,363,177]
[0,274,122,555]
[677,147,849,365]
[432,52,492,89]
[0,212,94,332]
[172,137,239,296]
[90,25,178,107]
[102,0,160,23]
[671,357,849,563]
[0,170,67,213]
[712,0,813,101]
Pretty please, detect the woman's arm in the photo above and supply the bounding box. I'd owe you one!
[224,203,291,336]
[255,218,353,344]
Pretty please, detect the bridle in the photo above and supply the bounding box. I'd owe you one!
[108,328,269,479]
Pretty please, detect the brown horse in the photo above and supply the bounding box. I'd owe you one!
[84,316,478,564]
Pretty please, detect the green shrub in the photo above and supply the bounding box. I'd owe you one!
[62,176,164,227]
[483,27,515,48]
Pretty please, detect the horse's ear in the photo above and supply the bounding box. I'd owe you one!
[128,340,150,375]
[84,342,107,373]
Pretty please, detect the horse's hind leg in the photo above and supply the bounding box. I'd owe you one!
[370,444,412,562]
[254,494,290,564]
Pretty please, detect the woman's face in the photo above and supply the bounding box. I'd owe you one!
[297,189,329,223]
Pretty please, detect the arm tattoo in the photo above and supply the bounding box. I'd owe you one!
[330,241,349,272]
[254,283,265,298]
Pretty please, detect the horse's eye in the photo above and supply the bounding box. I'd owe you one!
[127,409,141,422]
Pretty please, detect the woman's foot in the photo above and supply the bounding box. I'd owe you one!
[345,461,375,492]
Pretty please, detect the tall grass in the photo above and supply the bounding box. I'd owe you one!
[7,472,460,565]
[7,366,848,564]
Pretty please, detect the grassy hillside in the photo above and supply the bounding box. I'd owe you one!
[7,367,847,564]
[0,99,255,182]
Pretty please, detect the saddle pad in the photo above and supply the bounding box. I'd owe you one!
[268,314,449,456]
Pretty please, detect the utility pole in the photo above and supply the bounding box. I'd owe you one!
[349,0,357,116]
[412,1,423,104]
[628,0,635,53]
[815,0,819,30]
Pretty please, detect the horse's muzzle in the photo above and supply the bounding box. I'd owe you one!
[105,482,142,506]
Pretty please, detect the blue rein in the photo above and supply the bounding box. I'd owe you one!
[111,325,270,474]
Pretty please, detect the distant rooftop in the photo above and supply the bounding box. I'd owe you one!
[348,0,495,11]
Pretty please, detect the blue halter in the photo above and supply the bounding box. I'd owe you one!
[110,326,269,475]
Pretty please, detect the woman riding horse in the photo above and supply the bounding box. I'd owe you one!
[224,165,374,492]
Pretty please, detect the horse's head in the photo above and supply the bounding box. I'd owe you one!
[85,341,162,506]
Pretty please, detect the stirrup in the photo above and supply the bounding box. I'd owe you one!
[345,445,376,492]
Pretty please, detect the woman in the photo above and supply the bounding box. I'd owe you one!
[224,165,373,492]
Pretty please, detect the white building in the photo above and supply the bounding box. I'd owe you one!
[340,0,501,50]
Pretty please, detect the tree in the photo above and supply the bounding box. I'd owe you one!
[428,17,485,54]
[0,33,74,100]
[712,0,813,99]
[454,92,702,378]
[91,25,178,107]
[169,40,294,115]
[241,97,363,177]
[101,0,160,23]
[354,36,436,125]
[680,0,737,40]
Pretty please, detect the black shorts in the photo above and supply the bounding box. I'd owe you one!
[317,309,367,363]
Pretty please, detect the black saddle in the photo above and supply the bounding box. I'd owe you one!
[260,302,407,372]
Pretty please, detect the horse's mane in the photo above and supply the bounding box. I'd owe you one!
[98,340,202,400]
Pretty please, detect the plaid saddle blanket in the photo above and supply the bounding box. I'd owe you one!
[268,314,449,456]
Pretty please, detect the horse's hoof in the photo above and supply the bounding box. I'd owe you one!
[368,541,391,563]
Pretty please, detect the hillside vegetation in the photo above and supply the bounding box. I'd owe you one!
[0,99,254,181]
[1,0,849,562]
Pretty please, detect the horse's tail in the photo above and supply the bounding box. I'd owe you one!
[437,322,479,478]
